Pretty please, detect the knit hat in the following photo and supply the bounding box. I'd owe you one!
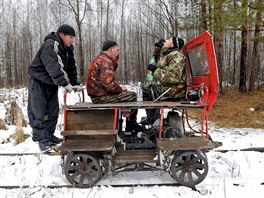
[102,40,118,51]
[57,24,76,37]
[172,37,184,50]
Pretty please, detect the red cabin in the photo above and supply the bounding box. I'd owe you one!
[183,31,219,111]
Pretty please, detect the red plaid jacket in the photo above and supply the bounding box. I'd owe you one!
[86,53,122,98]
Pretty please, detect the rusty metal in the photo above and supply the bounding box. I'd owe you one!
[156,137,221,151]
[58,136,115,152]
[114,150,157,163]
[64,153,102,188]
[61,129,117,136]
[170,149,208,187]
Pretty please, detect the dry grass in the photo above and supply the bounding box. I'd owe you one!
[0,118,7,130]
[207,87,264,128]
[13,127,30,145]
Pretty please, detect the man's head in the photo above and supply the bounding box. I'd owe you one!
[163,36,184,50]
[172,37,184,50]
[57,24,76,48]
[102,40,119,61]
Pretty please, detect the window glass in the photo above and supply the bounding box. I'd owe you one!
[188,45,209,76]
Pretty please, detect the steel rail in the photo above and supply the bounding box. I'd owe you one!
[0,147,264,157]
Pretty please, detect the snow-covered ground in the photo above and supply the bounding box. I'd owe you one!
[0,88,263,198]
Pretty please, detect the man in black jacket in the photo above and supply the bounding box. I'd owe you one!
[28,24,81,153]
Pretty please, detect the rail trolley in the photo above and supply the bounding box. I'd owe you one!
[58,31,222,188]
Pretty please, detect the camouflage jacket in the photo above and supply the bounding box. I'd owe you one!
[152,47,186,98]
[86,53,122,98]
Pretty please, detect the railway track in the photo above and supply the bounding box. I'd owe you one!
[0,147,263,191]
[0,147,263,157]
[0,183,185,190]
[1,182,263,190]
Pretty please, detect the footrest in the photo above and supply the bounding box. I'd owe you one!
[61,129,118,136]
[58,138,115,152]
[157,137,221,151]
[114,150,157,163]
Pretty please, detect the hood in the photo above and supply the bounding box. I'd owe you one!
[44,32,60,42]
[161,47,179,56]
[44,32,74,51]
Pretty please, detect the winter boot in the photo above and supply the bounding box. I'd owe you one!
[49,135,63,145]
[39,140,52,153]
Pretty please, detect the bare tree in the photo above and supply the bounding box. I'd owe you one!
[214,0,224,94]
[239,0,248,93]
[59,0,92,83]
[200,0,207,33]
[249,0,263,93]
[0,0,263,92]
[104,0,110,40]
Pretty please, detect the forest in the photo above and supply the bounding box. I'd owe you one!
[0,0,263,94]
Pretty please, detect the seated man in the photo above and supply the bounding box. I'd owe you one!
[86,40,143,133]
[143,36,186,124]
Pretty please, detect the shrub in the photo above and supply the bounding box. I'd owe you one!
[13,127,30,145]
[0,118,7,130]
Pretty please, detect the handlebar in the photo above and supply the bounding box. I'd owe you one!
[63,88,85,106]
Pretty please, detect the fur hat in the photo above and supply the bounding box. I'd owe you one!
[172,37,184,50]
[102,40,118,51]
[57,24,76,37]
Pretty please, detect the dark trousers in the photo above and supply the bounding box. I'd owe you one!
[28,77,59,142]
[142,84,164,124]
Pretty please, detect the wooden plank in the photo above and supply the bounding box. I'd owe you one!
[66,101,205,110]
[58,139,115,151]
[61,130,117,136]
[64,134,114,142]
[66,109,115,130]
[114,150,157,163]
[157,137,221,151]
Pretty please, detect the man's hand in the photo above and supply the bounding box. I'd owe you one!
[72,85,83,92]
[64,84,73,93]
[154,39,165,48]
[120,85,127,92]
[147,64,157,73]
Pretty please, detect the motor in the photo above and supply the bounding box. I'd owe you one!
[163,111,184,138]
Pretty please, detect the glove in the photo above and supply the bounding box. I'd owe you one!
[146,70,154,81]
[64,84,73,93]
[147,64,157,73]
[154,39,165,48]
[114,63,118,70]
[72,85,83,92]
[146,74,154,81]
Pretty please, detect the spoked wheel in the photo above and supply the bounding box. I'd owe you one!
[64,153,102,188]
[170,149,208,187]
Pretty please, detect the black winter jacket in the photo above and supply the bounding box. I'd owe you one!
[28,32,79,87]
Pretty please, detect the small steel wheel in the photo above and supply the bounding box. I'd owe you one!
[64,153,102,188]
[170,150,208,187]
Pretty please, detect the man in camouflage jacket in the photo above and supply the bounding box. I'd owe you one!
[143,36,186,124]
[146,36,186,99]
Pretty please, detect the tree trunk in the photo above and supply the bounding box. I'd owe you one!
[104,0,110,40]
[77,22,85,83]
[200,0,207,33]
[239,0,248,93]
[232,30,237,85]
[208,0,213,33]
[214,0,224,95]
[249,0,263,93]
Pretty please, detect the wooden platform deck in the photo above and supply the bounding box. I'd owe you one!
[66,101,205,110]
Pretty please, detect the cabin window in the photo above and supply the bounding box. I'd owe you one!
[188,45,209,76]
